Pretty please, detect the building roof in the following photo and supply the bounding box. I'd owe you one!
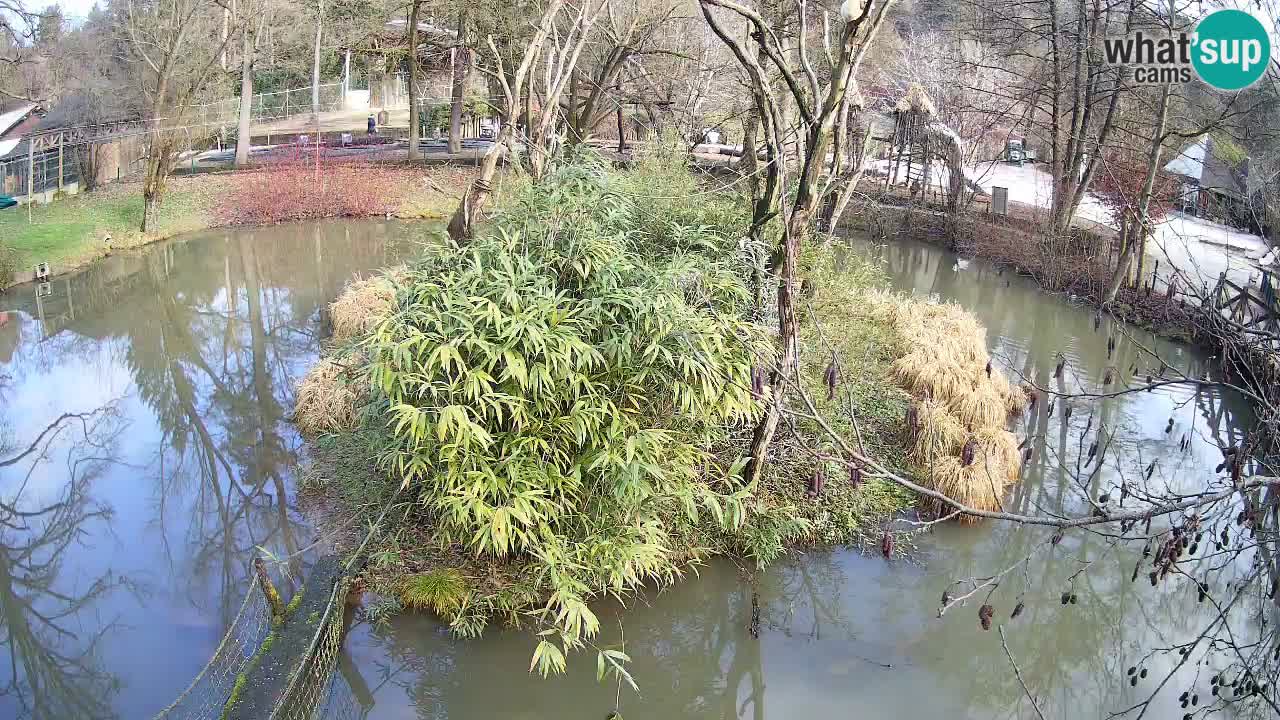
[0,103,39,137]
[1164,134,1248,199]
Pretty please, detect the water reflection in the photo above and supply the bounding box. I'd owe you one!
[0,405,126,720]
[347,234,1261,720]
[0,220,422,719]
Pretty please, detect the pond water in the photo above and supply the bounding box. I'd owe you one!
[0,220,423,720]
[0,222,1260,720]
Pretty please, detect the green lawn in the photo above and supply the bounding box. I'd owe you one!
[0,183,214,279]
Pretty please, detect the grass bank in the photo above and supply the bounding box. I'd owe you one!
[0,163,474,290]
[293,150,1032,677]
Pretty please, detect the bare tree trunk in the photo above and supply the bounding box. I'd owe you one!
[407,0,422,160]
[311,0,323,124]
[234,19,254,167]
[446,0,568,242]
[1105,81,1170,304]
[616,105,625,153]
[447,10,469,155]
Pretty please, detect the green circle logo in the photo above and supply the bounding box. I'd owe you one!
[1192,10,1271,90]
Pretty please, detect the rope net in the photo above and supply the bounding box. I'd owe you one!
[269,578,352,720]
[152,575,272,720]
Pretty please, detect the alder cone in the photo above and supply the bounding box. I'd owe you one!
[978,604,994,631]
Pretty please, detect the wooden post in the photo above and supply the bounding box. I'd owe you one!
[254,557,285,620]
[57,137,64,191]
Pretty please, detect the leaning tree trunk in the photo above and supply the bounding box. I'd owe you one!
[447,123,513,242]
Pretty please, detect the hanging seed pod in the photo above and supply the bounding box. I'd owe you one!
[1084,413,1094,434]
[1127,666,1137,677]
[1087,443,1099,465]
[1011,601,1025,619]
[880,530,893,559]
[1064,404,1073,420]
[1051,529,1064,545]
[1130,675,1138,687]
[808,467,825,498]
[1070,593,1078,604]
[1188,542,1197,556]
[1165,418,1174,433]
[985,359,992,378]
[1216,461,1227,473]
[1047,400,1056,415]
[1054,357,1065,380]
[1146,461,1157,480]
[961,437,977,467]
[978,604,994,631]
[1142,539,1152,557]
[849,464,863,489]
[1107,336,1116,359]
[1103,367,1115,386]
[1197,583,1206,603]
[1221,527,1230,547]
[941,589,951,606]
[1060,591,1071,605]
[1143,516,1151,534]
[1140,668,1148,679]
[1097,491,1109,504]
[1149,571,1159,587]
[1131,560,1141,582]
[823,356,838,401]
[1022,446,1033,463]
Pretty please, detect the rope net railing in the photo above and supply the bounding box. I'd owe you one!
[269,578,352,720]
[151,574,273,720]
[151,486,401,720]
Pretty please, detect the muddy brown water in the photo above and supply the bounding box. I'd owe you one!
[0,222,1260,719]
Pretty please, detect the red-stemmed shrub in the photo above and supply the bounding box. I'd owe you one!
[217,144,411,225]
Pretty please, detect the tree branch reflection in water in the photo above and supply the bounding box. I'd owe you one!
[0,404,128,720]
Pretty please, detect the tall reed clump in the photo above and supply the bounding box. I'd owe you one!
[865,290,1029,522]
[362,155,774,674]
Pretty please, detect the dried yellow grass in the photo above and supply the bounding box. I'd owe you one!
[970,427,1022,485]
[863,288,1027,523]
[946,383,1008,428]
[910,400,967,462]
[329,269,405,343]
[294,354,363,435]
[922,457,1009,524]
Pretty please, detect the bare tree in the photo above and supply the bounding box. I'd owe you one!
[123,0,231,231]
[700,0,897,484]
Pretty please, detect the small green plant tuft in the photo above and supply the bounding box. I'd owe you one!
[399,568,469,617]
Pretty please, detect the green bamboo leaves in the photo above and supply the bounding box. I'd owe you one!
[363,156,772,664]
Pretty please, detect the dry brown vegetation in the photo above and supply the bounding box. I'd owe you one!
[329,269,405,344]
[294,354,363,435]
[294,269,408,435]
[866,291,1027,522]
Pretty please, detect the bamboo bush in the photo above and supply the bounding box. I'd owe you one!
[362,155,774,671]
